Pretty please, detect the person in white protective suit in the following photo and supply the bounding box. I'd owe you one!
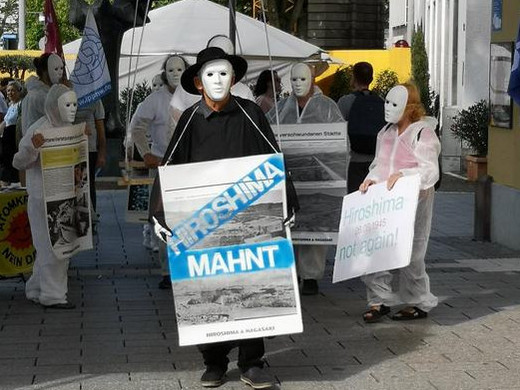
[266,62,346,296]
[129,54,188,289]
[13,84,79,309]
[21,53,65,136]
[151,73,164,92]
[359,83,440,323]
[169,34,255,131]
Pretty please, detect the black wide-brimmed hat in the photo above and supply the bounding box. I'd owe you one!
[181,47,248,95]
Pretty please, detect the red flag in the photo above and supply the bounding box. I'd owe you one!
[43,0,63,57]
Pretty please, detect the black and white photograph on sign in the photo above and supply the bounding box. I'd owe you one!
[284,145,347,182]
[127,184,150,212]
[164,187,285,250]
[74,161,88,193]
[47,197,89,247]
[490,42,513,129]
[174,267,297,326]
[293,187,344,233]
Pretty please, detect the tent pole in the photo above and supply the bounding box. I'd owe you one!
[229,0,236,53]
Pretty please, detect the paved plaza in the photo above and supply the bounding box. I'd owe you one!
[2,186,520,390]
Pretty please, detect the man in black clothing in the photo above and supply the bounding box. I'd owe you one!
[157,47,291,389]
[337,62,386,193]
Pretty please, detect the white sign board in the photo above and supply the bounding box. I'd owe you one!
[333,175,420,283]
[158,153,302,346]
[276,122,349,245]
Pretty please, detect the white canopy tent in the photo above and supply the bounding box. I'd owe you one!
[64,0,329,93]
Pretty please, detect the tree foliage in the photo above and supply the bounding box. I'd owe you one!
[0,0,19,40]
[450,100,489,157]
[25,0,81,49]
[0,54,35,78]
[119,81,152,126]
[372,69,399,98]
[328,65,353,102]
[411,27,434,115]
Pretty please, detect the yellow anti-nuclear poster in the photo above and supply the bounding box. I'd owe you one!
[0,190,36,276]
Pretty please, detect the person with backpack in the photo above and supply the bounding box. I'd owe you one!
[338,62,386,193]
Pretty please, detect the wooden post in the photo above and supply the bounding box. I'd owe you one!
[474,175,492,241]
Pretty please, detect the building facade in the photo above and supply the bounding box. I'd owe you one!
[488,0,520,250]
[389,0,492,172]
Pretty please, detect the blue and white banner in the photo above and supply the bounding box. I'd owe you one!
[70,9,111,109]
[508,23,520,106]
[158,153,302,346]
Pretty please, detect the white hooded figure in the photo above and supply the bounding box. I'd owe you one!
[151,74,164,92]
[13,84,78,309]
[130,54,187,168]
[266,62,346,296]
[169,35,255,132]
[359,83,440,323]
[21,53,64,136]
[129,54,188,289]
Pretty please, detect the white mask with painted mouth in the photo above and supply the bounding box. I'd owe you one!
[47,53,64,85]
[165,56,186,88]
[151,74,164,91]
[290,63,312,98]
[200,59,233,102]
[57,91,78,124]
[384,85,408,123]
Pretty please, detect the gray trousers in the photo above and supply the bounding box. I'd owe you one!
[361,187,438,312]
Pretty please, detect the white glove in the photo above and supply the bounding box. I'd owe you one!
[152,216,172,244]
[283,212,296,228]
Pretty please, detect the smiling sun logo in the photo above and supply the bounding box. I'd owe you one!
[3,211,32,250]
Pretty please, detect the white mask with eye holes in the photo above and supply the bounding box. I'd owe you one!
[165,56,186,88]
[151,74,164,91]
[384,85,408,123]
[47,53,64,85]
[57,91,78,124]
[200,59,233,102]
[290,63,312,98]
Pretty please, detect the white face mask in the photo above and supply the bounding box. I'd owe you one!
[151,74,164,91]
[47,54,64,85]
[207,36,234,55]
[200,59,233,102]
[165,57,185,88]
[291,63,312,98]
[384,86,408,123]
[57,91,78,123]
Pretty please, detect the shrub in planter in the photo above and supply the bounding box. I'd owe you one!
[450,100,490,157]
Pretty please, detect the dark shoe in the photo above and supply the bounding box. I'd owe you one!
[391,306,428,321]
[200,366,226,388]
[363,304,390,323]
[158,275,172,290]
[301,279,319,295]
[240,366,275,389]
[42,301,76,310]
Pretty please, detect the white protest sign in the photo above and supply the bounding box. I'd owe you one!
[158,153,302,346]
[332,175,420,283]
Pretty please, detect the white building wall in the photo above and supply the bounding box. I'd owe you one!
[389,0,491,173]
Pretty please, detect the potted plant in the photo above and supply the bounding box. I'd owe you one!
[450,100,490,181]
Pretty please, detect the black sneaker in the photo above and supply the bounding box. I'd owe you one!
[240,366,274,389]
[41,301,76,310]
[301,279,319,295]
[200,366,226,387]
[158,275,172,290]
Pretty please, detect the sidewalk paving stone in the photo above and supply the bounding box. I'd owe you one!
[3,188,520,389]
